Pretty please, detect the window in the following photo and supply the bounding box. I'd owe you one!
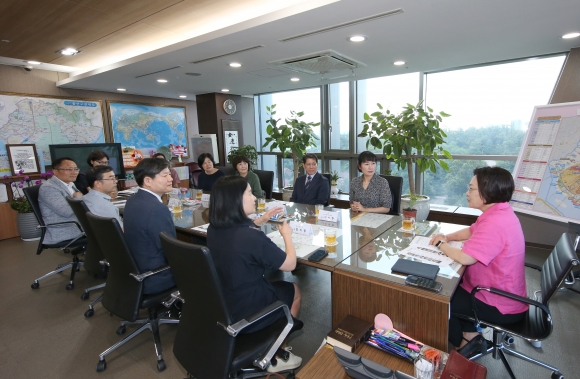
[328,159,350,193]
[258,154,279,190]
[329,82,350,150]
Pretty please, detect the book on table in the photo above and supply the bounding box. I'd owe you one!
[326,315,374,352]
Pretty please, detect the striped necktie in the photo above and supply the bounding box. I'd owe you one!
[305,175,312,190]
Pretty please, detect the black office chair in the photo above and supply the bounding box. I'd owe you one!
[85,212,179,372]
[65,197,107,318]
[321,173,332,206]
[23,185,87,290]
[379,175,403,215]
[454,233,578,379]
[255,169,274,199]
[159,232,304,379]
[215,165,236,176]
[186,161,203,188]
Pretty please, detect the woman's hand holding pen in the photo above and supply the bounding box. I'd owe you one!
[429,233,447,245]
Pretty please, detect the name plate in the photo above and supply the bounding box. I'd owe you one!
[168,198,180,207]
[318,210,338,222]
[289,221,313,236]
[170,188,179,195]
[201,193,211,202]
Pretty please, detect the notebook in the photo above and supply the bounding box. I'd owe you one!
[391,259,439,280]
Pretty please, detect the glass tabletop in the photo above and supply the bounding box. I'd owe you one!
[336,221,468,298]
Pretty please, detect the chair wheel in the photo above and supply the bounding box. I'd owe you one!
[31,282,39,289]
[66,283,74,290]
[551,372,564,379]
[116,325,126,335]
[84,309,94,318]
[80,292,90,300]
[157,359,166,372]
[96,359,106,372]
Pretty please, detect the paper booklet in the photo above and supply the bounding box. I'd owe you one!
[398,236,463,267]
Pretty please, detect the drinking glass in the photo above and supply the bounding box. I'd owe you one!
[195,189,203,200]
[257,198,266,212]
[172,203,182,214]
[402,215,416,231]
[315,204,323,217]
[324,229,337,246]
[414,356,434,379]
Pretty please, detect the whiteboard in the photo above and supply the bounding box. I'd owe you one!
[511,101,580,223]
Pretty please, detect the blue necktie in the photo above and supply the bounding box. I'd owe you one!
[305,175,312,190]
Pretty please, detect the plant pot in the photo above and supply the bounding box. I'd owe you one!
[400,195,430,222]
[282,186,294,202]
[17,212,41,241]
[402,209,417,218]
[330,185,338,198]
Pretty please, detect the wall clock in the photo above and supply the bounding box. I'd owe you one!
[223,99,236,115]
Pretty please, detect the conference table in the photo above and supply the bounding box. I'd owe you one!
[166,198,465,351]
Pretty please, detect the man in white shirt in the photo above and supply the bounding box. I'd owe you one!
[38,157,84,244]
[82,166,123,227]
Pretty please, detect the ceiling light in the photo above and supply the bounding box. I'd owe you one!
[117,88,126,92]
[229,62,242,67]
[26,61,41,65]
[348,35,366,42]
[562,32,580,39]
[179,95,187,98]
[393,61,406,66]
[221,89,230,92]
[58,47,80,56]
[290,78,300,82]
[157,79,168,83]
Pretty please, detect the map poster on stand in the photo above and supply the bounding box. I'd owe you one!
[107,101,188,169]
[0,92,105,168]
[511,101,580,223]
[6,144,41,174]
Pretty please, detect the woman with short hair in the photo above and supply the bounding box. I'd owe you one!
[197,153,225,191]
[207,176,302,372]
[232,155,262,198]
[349,151,392,213]
[430,166,527,355]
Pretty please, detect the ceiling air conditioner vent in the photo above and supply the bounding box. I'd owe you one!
[270,50,364,75]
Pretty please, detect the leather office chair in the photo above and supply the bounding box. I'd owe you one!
[379,175,403,215]
[23,185,87,290]
[159,232,304,379]
[215,165,236,176]
[321,173,332,206]
[65,197,107,318]
[85,212,179,372]
[186,161,202,188]
[455,233,578,379]
[255,169,274,199]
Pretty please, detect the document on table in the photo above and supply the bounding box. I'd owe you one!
[266,225,342,258]
[398,236,463,267]
[191,223,209,234]
[349,213,393,228]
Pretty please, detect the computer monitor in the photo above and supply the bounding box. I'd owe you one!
[48,143,126,179]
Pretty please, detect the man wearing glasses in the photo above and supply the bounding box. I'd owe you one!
[82,166,123,227]
[39,157,84,244]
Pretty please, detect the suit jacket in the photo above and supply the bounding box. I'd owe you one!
[123,189,176,294]
[38,177,83,244]
[290,172,330,205]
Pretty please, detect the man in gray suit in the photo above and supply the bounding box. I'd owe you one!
[82,166,123,228]
[39,157,84,244]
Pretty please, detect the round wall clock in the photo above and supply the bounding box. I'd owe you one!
[223,99,236,115]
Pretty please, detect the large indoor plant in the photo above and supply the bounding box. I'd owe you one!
[227,145,258,167]
[263,104,320,199]
[358,100,451,220]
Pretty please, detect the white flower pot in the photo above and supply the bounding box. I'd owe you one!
[330,185,338,198]
[400,195,430,222]
[282,187,294,201]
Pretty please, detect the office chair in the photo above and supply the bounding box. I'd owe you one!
[321,173,332,206]
[23,185,87,290]
[379,175,403,215]
[215,165,236,176]
[186,161,202,188]
[85,213,179,372]
[454,233,578,379]
[255,169,274,199]
[159,232,304,379]
[65,197,107,318]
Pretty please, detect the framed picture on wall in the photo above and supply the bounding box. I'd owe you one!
[6,144,41,175]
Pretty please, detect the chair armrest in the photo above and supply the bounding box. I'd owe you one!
[42,220,84,233]
[129,265,171,282]
[98,260,110,267]
[162,291,183,308]
[222,300,293,337]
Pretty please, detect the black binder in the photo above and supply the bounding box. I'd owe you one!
[391,259,439,280]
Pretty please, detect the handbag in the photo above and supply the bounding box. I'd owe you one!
[440,350,487,379]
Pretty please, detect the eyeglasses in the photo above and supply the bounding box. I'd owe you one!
[95,159,109,165]
[57,168,80,172]
[467,186,478,192]
[99,177,118,181]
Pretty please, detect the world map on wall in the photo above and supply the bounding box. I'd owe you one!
[109,102,187,158]
[0,94,105,170]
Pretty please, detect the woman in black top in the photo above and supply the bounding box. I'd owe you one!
[196,153,225,191]
[207,175,302,372]
[75,150,110,194]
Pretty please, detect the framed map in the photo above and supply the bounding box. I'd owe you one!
[0,92,105,172]
[107,101,188,169]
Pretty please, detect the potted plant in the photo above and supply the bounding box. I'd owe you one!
[358,100,451,221]
[328,170,340,198]
[6,171,50,241]
[263,104,320,200]
[227,145,258,167]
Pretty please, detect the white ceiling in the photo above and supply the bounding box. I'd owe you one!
[6,0,580,100]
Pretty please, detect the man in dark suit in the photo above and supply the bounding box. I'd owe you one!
[123,158,176,294]
[290,154,329,205]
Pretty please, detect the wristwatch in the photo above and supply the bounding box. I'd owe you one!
[435,240,445,248]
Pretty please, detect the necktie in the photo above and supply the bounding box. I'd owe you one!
[305,175,312,190]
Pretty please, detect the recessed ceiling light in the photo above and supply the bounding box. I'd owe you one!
[290,78,300,82]
[393,61,406,66]
[179,95,187,98]
[117,88,126,92]
[229,62,242,67]
[1,40,9,43]
[26,61,41,65]
[157,79,168,83]
[58,47,80,56]
[562,32,580,39]
[221,89,230,92]
[348,35,367,42]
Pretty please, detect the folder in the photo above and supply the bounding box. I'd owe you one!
[391,259,439,280]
